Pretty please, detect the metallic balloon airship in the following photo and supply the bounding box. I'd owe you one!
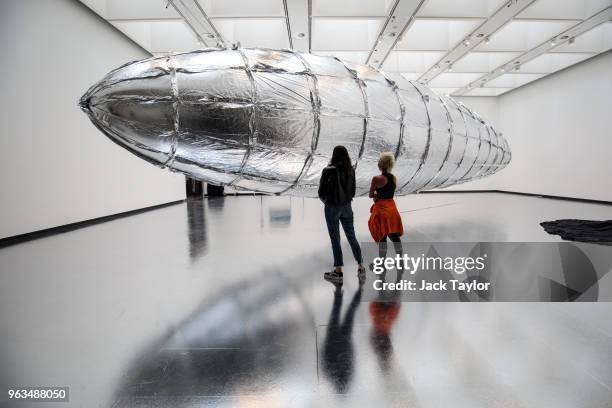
[79,48,510,195]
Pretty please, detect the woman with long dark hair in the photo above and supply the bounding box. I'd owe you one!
[318,146,365,283]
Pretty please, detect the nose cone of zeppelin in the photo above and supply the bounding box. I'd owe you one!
[79,58,177,166]
[79,51,258,187]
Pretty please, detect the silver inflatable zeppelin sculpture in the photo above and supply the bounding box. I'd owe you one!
[79,48,510,195]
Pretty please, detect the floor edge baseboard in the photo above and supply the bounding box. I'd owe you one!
[0,199,185,248]
[423,189,612,205]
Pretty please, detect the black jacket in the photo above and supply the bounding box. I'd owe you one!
[318,165,356,206]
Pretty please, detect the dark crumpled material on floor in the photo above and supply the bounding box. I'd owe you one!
[540,219,612,244]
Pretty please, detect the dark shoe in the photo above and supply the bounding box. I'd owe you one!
[324,270,343,283]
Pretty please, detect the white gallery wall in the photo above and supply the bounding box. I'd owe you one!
[0,0,184,239]
[495,50,612,202]
[444,51,611,202]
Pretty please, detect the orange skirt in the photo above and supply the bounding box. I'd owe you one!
[369,301,401,336]
[368,198,404,242]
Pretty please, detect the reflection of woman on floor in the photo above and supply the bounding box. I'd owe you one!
[368,152,404,258]
[322,284,362,394]
[318,145,366,283]
[369,273,401,373]
[369,275,418,405]
[369,301,400,373]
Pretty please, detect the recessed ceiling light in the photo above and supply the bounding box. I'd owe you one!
[560,35,569,40]
[550,38,557,46]
[296,32,305,38]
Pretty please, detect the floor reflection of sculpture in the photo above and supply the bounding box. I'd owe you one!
[186,197,208,261]
[206,195,226,214]
[113,259,318,403]
[268,198,292,228]
[322,284,362,394]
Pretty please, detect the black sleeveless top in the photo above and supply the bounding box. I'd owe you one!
[376,173,396,199]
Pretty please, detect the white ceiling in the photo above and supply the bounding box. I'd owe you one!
[80,0,612,97]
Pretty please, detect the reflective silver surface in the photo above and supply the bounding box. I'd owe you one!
[1,193,612,407]
[79,49,511,195]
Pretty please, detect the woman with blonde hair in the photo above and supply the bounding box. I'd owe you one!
[368,152,404,257]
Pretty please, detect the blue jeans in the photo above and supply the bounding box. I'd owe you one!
[324,203,363,267]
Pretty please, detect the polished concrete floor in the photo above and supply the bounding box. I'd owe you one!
[1,193,612,407]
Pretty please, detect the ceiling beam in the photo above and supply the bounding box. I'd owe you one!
[366,0,426,68]
[167,0,226,47]
[453,5,612,96]
[283,0,310,52]
[418,0,537,84]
